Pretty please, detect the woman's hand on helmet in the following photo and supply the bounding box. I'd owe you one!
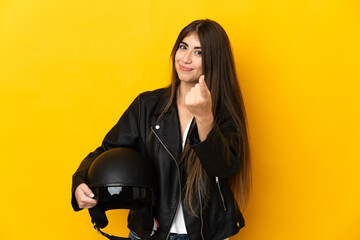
[75,183,98,209]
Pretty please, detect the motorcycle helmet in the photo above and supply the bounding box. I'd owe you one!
[86,147,158,240]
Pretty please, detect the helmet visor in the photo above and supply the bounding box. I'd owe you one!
[93,186,152,210]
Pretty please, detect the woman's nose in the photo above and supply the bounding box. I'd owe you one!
[182,51,192,64]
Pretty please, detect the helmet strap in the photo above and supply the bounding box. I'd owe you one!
[92,223,130,240]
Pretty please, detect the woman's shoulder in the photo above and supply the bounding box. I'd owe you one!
[128,87,171,115]
[136,87,171,105]
[138,87,169,100]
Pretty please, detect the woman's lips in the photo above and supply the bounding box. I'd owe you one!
[179,65,193,71]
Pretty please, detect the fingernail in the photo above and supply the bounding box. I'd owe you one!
[90,193,95,198]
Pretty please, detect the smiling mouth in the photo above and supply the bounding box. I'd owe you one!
[179,65,193,71]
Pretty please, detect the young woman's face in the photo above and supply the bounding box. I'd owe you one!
[175,32,203,84]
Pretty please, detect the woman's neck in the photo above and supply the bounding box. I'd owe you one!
[177,81,196,105]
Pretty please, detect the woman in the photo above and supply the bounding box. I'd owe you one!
[72,19,251,240]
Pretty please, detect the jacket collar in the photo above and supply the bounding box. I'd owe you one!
[151,86,184,161]
[154,86,173,116]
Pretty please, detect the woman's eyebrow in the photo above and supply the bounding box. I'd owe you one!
[180,41,201,49]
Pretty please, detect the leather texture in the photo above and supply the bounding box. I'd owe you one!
[72,87,245,240]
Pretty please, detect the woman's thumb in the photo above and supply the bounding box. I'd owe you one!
[81,183,95,198]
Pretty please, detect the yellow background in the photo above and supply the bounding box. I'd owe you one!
[1,0,359,239]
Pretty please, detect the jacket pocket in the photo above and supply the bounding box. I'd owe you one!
[215,176,227,211]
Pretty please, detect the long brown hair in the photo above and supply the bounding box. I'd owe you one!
[159,19,251,214]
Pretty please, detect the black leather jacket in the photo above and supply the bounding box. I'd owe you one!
[71,87,245,240]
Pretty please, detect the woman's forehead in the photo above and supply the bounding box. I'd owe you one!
[181,32,201,46]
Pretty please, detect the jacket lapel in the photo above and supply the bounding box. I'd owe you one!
[151,87,183,161]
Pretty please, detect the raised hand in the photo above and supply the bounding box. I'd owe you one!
[185,75,214,141]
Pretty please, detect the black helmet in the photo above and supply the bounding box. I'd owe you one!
[86,147,157,240]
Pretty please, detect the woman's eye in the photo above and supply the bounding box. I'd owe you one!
[179,44,187,50]
[195,50,202,55]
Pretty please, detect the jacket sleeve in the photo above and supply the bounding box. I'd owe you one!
[188,117,241,177]
[71,95,142,211]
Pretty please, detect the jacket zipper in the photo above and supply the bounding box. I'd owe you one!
[198,185,205,240]
[215,176,227,211]
[151,127,182,240]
